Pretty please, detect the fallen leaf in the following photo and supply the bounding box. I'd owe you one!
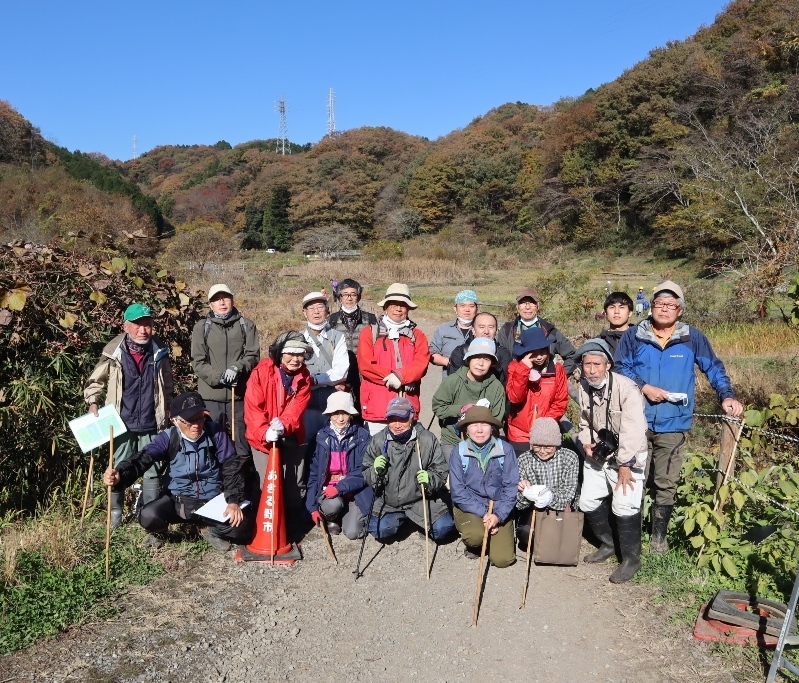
[89,291,107,305]
[0,309,12,325]
[93,279,111,290]
[59,311,78,328]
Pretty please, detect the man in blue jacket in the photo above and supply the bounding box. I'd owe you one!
[615,281,743,553]
[103,391,252,551]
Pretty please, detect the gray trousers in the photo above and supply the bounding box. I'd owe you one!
[114,431,159,480]
[252,436,306,513]
[318,495,367,540]
[646,430,688,506]
[205,398,249,458]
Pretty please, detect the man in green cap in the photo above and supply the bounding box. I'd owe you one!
[84,302,174,533]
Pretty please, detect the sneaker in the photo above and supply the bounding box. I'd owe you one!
[326,521,342,536]
[200,527,232,552]
[144,532,166,549]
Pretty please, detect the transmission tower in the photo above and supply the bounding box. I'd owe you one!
[132,134,138,159]
[327,88,336,137]
[276,97,290,155]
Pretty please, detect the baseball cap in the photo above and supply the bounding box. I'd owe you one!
[652,280,684,301]
[123,303,153,322]
[302,291,328,308]
[208,284,233,301]
[385,397,414,420]
[515,287,541,305]
[463,337,497,361]
[170,391,208,421]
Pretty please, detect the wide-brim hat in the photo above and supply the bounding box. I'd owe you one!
[208,284,233,302]
[463,337,497,361]
[576,338,614,364]
[323,391,359,415]
[513,326,551,359]
[377,283,418,309]
[456,405,502,431]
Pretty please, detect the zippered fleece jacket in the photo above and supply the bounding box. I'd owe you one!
[615,319,735,434]
[449,438,520,524]
[431,367,507,445]
[83,333,173,430]
[114,420,244,504]
[362,425,449,526]
[191,309,260,402]
[306,423,373,516]
[244,358,311,452]
[505,359,569,443]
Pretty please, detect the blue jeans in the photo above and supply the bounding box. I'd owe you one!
[368,510,455,542]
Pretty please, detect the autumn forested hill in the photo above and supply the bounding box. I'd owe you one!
[1,0,798,295]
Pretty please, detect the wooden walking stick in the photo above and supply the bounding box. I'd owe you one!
[520,510,537,609]
[80,449,95,526]
[417,440,430,580]
[230,386,236,443]
[471,499,494,627]
[318,520,338,564]
[105,426,114,581]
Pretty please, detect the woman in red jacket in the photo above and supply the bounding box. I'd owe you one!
[505,327,568,455]
[356,283,430,435]
[245,331,312,523]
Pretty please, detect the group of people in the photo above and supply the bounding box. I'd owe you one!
[92,277,743,583]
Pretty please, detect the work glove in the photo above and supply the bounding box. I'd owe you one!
[383,373,402,390]
[311,511,323,525]
[265,427,280,443]
[269,418,285,435]
[416,470,430,487]
[459,403,475,416]
[475,398,491,408]
[221,366,238,385]
[534,487,553,509]
[522,484,546,502]
[322,484,339,499]
[529,368,541,383]
[373,455,388,475]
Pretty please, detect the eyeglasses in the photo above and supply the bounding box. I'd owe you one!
[177,415,205,426]
[339,292,358,298]
[652,302,680,310]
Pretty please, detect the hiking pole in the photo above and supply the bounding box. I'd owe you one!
[426,415,435,430]
[80,449,95,526]
[105,426,114,581]
[520,509,537,609]
[416,440,430,580]
[471,499,494,627]
[318,520,338,564]
[354,484,378,581]
[230,386,235,444]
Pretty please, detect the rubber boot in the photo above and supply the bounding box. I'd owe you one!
[110,492,124,529]
[141,478,161,507]
[650,504,673,554]
[583,500,616,564]
[609,513,642,583]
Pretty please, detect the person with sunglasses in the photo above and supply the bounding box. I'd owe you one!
[102,392,251,551]
[615,281,743,554]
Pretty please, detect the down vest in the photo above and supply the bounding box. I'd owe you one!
[505,359,568,443]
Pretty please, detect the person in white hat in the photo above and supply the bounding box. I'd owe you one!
[356,283,430,435]
[191,283,260,474]
[305,392,372,539]
[300,291,350,447]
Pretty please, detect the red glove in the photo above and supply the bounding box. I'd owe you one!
[311,511,323,525]
[323,485,339,499]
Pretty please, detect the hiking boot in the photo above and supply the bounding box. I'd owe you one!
[326,521,342,536]
[610,513,642,583]
[650,504,673,554]
[200,527,231,552]
[463,547,480,560]
[109,492,124,529]
[583,501,616,564]
[144,532,166,549]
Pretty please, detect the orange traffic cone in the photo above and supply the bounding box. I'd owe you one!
[234,443,302,565]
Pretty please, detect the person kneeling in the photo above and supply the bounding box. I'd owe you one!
[362,397,455,542]
[102,391,252,551]
[306,392,372,539]
[515,417,579,547]
[449,406,520,568]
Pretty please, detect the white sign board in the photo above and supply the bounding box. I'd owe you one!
[68,405,127,453]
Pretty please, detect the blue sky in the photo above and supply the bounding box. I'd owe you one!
[1,1,730,161]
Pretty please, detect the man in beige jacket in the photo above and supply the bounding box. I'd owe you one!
[576,338,647,584]
[84,303,173,531]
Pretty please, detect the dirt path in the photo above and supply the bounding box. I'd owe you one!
[2,321,739,683]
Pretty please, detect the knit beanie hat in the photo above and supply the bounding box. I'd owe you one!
[529,417,562,446]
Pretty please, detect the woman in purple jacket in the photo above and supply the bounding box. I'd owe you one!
[449,406,520,567]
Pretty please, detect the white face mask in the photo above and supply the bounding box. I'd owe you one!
[307,321,326,331]
[456,317,473,328]
[521,315,539,325]
[341,304,358,314]
[587,376,608,390]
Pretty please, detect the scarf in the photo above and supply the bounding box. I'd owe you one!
[125,336,150,355]
[381,315,411,340]
[340,307,361,333]
[278,367,296,396]
[390,427,414,444]
[469,437,496,472]
[211,310,233,320]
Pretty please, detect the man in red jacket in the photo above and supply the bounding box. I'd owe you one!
[356,283,430,435]
[245,331,312,530]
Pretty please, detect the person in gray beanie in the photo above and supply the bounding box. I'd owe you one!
[514,417,579,546]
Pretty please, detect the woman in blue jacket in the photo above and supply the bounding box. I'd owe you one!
[306,392,372,539]
[449,406,519,567]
